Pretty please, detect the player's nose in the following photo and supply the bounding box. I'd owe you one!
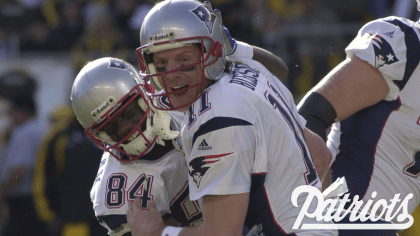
[165,63,182,81]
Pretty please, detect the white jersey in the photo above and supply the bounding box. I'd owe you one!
[181,58,337,235]
[328,17,420,217]
[91,144,203,236]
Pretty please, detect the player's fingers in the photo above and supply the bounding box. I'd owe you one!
[214,9,223,25]
[204,1,213,10]
[148,200,158,212]
[127,200,134,223]
[134,197,143,209]
[128,200,135,215]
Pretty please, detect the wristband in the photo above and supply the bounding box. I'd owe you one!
[161,226,184,236]
[297,92,337,141]
[227,41,253,59]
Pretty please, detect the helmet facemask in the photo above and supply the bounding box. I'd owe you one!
[84,84,160,162]
[136,36,223,111]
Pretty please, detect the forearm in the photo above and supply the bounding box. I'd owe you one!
[322,170,332,191]
[252,46,289,82]
[303,128,331,182]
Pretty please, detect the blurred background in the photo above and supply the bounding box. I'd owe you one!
[0,0,419,235]
[0,0,418,123]
[0,0,419,122]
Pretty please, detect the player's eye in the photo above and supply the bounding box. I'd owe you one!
[156,66,166,72]
[155,60,166,66]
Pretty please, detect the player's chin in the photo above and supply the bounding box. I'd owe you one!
[170,93,193,111]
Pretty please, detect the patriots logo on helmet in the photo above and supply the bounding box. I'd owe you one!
[109,58,129,70]
[190,5,217,35]
[108,58,137,80]
[368,33,399,69]
[188,152,233,188]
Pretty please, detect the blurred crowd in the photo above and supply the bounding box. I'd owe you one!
[0,0,419,99]
[0,0,419,235]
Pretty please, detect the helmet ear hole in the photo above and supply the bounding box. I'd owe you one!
[147,64,163,90]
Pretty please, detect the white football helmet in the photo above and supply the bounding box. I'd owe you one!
[136,0,226,110]
[71,57,161,162]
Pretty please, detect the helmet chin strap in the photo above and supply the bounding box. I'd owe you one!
[149,97,180,140]
[96,97,170,158]
[119,99,161,155]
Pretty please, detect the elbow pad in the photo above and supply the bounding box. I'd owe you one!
[298,92,337,141]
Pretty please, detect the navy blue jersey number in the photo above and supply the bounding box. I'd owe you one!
[264,83,318,185]
[106,173,154,208]
[404,151,420,178]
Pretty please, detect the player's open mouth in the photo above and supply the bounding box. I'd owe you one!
[171,85,189,97]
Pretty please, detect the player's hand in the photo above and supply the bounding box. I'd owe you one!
[221,23,237,55]
[128,198,164,236]
[203,1,237,55]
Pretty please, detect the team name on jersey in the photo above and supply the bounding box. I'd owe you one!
[229,63,259,91]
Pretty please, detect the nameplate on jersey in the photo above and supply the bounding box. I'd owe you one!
[229,63,259,91]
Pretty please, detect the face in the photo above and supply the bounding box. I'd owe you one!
[102,99,146,143]
[153,44,205,112]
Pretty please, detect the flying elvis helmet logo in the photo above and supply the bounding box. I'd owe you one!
[368,33,399,69]
[108,58,138,80]
[190,5,217,35]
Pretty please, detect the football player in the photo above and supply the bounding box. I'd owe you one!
[71,57,203,236]
[128,0,336,235]
[297,0,420,233]
[70,27,291,235]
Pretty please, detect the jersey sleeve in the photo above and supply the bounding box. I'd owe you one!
[226,41,253,60]
[345,17,420,100]
[186,96,256,201]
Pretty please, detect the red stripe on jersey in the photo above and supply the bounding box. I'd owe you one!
[170,181,189,205]
[205,152,233,164]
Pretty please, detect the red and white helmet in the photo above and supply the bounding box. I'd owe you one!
[71,57,160,162]
[136,0,226,111]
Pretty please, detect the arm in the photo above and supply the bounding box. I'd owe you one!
[298,55,389,139]
[322,170,332,191]
[314,55,389,121]
[128,193,249,236]
[252,46,289,82]
[303,128,331,183]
